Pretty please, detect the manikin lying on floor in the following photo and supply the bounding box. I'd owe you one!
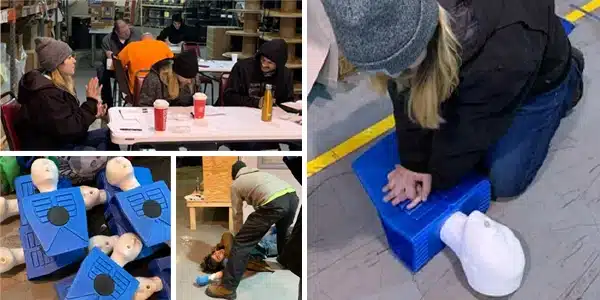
[440,210,526,296]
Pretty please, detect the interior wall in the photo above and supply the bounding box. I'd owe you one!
[240,156,302,224]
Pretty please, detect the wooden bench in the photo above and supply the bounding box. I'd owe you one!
[186,197,234,232]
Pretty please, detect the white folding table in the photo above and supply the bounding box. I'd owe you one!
[197,60,236,73]
[107,106,301,147]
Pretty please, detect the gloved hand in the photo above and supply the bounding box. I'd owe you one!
[196,275,210,286]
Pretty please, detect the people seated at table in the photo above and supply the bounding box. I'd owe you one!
[117,33,174,94]
[157,13,192,45]
[98,19,142,108]
[223,39,294,108]
[139,50,200,107]
[16,37,118,151]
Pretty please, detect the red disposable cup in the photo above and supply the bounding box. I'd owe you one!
[153,99,169,131]
[193,93,207,119]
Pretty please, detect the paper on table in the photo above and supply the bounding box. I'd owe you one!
[118,109,141,120]
[204,106,226,116]
[280,101,302,111]
[107,121,151,137]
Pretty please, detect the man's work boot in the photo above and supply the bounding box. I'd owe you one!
[206,284,237,300]
[571,46,585,109]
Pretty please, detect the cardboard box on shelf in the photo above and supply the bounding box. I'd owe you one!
[206,26,238,60]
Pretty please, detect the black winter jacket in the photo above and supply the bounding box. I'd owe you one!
[138,58,200,107]
[157,24,193,44]
[390,0,572,190]
[223,40,294,108]
[15,70,99,150]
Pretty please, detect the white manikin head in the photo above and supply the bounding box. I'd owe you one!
[135,276,163,300]
[0,247,18,273]
[111,233,143,267]
[31,158,59,192]
[80,186,108,209]
[106,157,140,191]
[89,235,119,255]
[440,211,526,297]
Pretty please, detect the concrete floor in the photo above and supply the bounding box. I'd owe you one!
[0,156,171,299]
[307,4,600,300]
[175,166,300,300]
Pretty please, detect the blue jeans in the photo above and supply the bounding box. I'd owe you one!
[487,61,582,197]
[61,128,118,151]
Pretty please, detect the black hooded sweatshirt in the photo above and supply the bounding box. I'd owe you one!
[15,70,99,150]
[157,23,192,44]
[389,0,572,190]
[223,39,294,108]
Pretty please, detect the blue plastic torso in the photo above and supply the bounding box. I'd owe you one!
[352,132,491,272]
[65,247,139,300]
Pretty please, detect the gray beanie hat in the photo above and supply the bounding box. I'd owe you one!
[35,37,73,72]
[321,0,439,76]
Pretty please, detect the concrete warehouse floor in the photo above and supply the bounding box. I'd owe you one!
[307,2,600,300]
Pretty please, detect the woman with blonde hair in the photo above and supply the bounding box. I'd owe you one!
[15,37,117,150]
[321,0,584,204]
[139,50,199,107]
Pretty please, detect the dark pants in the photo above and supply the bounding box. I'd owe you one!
[222,192,299,290]
[487,59,582,197]
[61,128,120,151]
[97,66,115,108]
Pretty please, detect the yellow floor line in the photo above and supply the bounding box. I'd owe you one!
[307,115,395,176]
[565,0,600,22]
[307,0,598,178]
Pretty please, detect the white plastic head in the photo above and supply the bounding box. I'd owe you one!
[89,235,119,255]
[111,233,143,267]
[0,197,19,223]
[106,157,140,191]
[134,276,163,300]
[440,211,525,297]
[0,247,24,274]
[80,186,108,210]
[31,158,59,192]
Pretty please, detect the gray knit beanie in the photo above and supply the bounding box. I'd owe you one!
[35,37,73,72]
[320,0,439,76]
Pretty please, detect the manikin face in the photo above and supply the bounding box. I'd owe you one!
[106,157,134,187]
[31,158,59,191]
[113,233,143,263]
[460,211,525,296]
[136,276,163,299]
[0,247,17,273]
